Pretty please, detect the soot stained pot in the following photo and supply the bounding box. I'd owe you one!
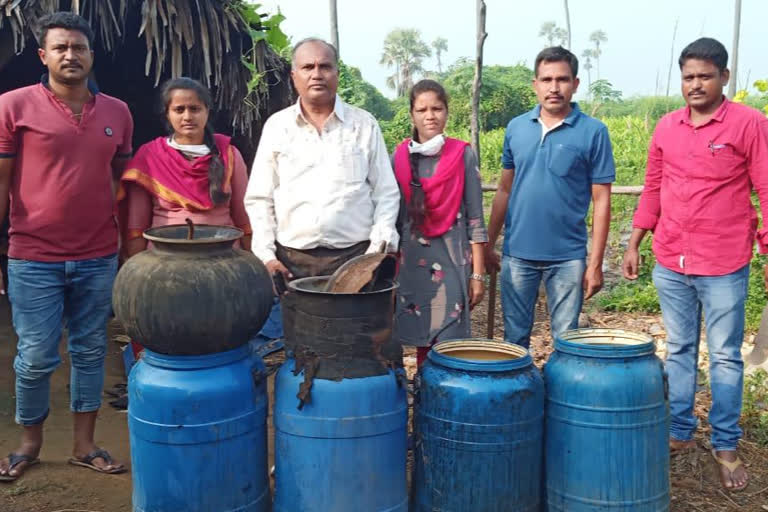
[113,224,273,355]
[282,273,403,382]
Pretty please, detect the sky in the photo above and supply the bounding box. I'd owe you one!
[257,0,768,101]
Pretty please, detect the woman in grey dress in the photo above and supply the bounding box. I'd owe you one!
[392,80,488,365]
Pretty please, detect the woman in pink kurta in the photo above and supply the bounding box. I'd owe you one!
[118,77,252,258]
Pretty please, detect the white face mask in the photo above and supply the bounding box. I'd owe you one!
[408,134,445,157]
[167,136,211,159]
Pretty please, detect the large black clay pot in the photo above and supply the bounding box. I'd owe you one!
[282,273,403,381]
[113,224,273,355]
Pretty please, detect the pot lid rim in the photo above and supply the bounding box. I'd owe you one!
[143,224,244,245]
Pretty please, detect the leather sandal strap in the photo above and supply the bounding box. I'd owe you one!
[83,449,114,466]
[711,449,743,473]
[7,453,37,471]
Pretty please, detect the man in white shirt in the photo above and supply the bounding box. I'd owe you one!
[245,38,400,282]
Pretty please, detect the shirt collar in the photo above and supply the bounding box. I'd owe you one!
[528,102,581,125]
[294,94,346,125]
[678,96,730,125]
[40,73,100,95]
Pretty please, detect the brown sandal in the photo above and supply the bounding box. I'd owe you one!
[711,449,748,491]
[68,449,125,475]
[669,439,696,454]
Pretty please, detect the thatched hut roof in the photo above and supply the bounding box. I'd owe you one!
[0,0,293,163]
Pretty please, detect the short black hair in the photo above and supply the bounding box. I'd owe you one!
[535,46,579,78]
[678,37,728,72]
[291,38,339,69]
[37,12,95,49]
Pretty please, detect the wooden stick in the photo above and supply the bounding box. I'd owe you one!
[486,270,497,339]
[481,183,643,195]
[470,0,487,160]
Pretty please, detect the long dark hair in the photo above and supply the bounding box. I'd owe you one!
[407,79,449,229]
[160,77,229,205]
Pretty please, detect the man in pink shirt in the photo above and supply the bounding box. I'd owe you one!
[623,38,768,491]
[0,12,133,481]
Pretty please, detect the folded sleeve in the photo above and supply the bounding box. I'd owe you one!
[589,124,616,184]
[0,93,18,157]
[501,122,515,170]
[116,103,134,158]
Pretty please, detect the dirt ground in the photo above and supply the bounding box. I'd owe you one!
[472,292,768,512]
[0,296,132,512]
[1,291,768,511]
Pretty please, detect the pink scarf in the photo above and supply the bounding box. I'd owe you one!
[394,137,468,238]
[118,134,233,211]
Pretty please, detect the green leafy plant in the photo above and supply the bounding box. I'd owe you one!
[338,62,394,121]
[236,2,291,97]
[581,96,683,122]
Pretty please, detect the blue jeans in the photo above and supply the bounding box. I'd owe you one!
[248,297,285,358]
[500,255,586,348]
[259,297,283,340]
[8,254,118,425]
[653,263,749,451]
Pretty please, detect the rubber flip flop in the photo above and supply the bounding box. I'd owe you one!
[711,449,748,492]
[68,449,126,475]
[109,394,128,410]
[0,453,40,482]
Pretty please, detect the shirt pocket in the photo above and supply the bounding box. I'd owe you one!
[331,144,368,185]
[699,142,743,180]
[548,143,585,177]
[276,140,313,185]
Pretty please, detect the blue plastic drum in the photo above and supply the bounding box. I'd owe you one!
[273,358,408,511]
[544,329,670,511]
[412,339,545,511]
[128,345,269,512]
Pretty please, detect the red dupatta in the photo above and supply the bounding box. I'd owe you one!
[118,134,233,210]
[116,134,234,241]
[394,137,468,238]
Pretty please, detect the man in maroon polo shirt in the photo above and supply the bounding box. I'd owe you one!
[623,38,768,491]
[0,12,133,481]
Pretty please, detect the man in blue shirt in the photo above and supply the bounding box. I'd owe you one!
[485,46,615,348]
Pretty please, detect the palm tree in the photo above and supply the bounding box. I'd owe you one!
[539,21,557,47]
[589,30,607,79]
[432,37,448,73]
[581,49,594,91]
[563,0,572,49]
[554,27,569,47]
[380,29,432,96]
[380,41,402,94]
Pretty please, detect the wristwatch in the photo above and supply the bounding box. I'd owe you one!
[469,273,484,281]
